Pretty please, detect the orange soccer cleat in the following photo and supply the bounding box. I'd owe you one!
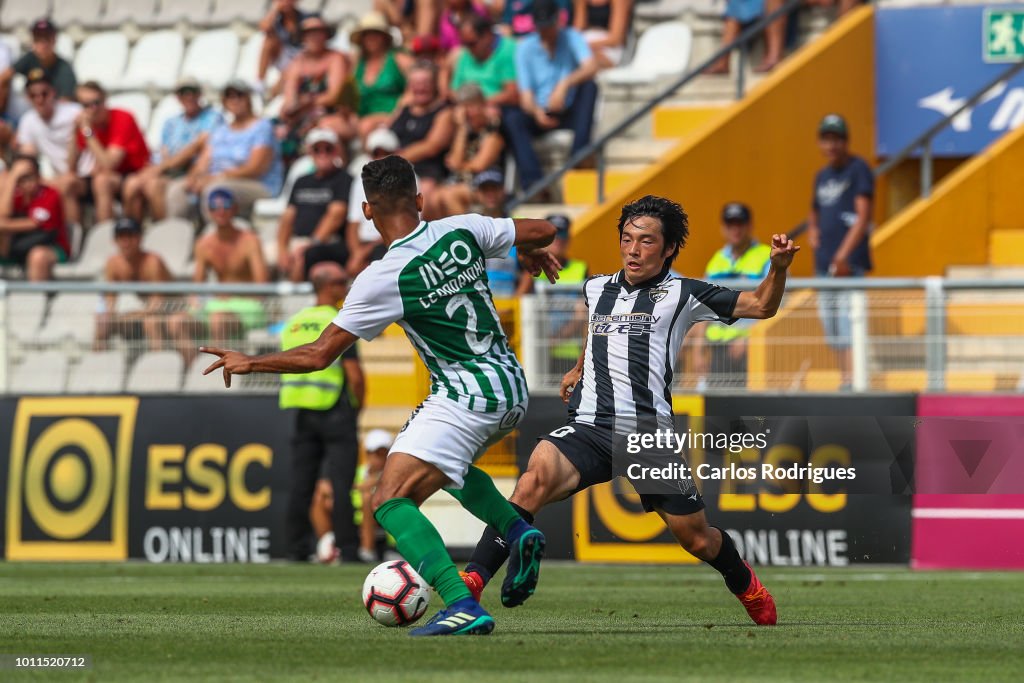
[460,570,485,603]
[736,562,777,625]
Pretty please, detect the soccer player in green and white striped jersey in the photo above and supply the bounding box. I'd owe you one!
[201,155,559,636]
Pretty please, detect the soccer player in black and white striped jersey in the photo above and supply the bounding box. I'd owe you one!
[462,195,800,625]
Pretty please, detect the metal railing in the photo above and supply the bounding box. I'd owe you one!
[508,0,805,209]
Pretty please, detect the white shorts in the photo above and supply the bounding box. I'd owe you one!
[390,394,528,489]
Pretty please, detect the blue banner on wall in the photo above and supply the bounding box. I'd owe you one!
[876,6,1024,157]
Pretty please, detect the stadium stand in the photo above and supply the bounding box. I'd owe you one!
[119,30,186,91]
[142,218,196,278]
[6,292,47,342]
[138,0,213,28]
[600,21,693,86]
[73,31,130,89]
[10,350,68,393]
[53,221,116,280]
[67,350,127,393]
[51,0,105,30]
[36,293,101,345]
[207,0,272,27]
[126,351,184,393]
[98,0,160,29]
[0,0,49,29]
[180,28,239,89]
[107,91,153,134]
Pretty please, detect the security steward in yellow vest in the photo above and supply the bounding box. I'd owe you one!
[698,202,771,387]
[280,261,364,562]
[532,214,588,365]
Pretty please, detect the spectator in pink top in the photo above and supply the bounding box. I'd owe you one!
[438,0,489,52]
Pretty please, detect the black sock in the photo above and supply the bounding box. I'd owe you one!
[466,503,534,585]
[706,527,752,594]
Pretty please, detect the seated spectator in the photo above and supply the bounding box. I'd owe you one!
[122,78,223,222]
[445,14,519,110]
[573,0,633,69]
[388,61,455,209]
[169,189,269,365]
[472,168,510,219]
[351,13,414,140]
[438,0,490,52]
[375,0,441,42]
[501,0,572,36]
[0,156,69,281]
[340,128,399,277]
[705,0,764,75]
[276,128,352,282]
[279,15,357,163]
[95,217,174,352]
[428,83,504,217]
[168,80,283,222]
[506,0,599,191]
[258,0,310,90]
[1,19,77,105]
[14,69,81,178]
[55,81,149,226]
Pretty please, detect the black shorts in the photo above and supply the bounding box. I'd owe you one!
[539,421,705,516]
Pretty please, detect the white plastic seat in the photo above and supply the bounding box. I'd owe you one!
[7,292,48,342]
[600,22,693,86]
[53,220,116,280]
[1,0,52,28]
[67,351,127,394]
[120,30,184,90]
[74,31,129,90]
[181,29,239,90]
[99,0,159,27]
[36,293,101,345]
[253,155,314,219]
[11,351,68,394]
[183,356,232,393]
[139,0,212,27]
[147,94,185,151]
[236,32,280,90]
[207,0,271,25]
[127,351,185,394]
[52,0,105,28]
[143,218,195,278]
[0,34,22,62]
[107,92,152,133]
[114,293,146,314]
[323,0,372,23]
[55,32,75,62]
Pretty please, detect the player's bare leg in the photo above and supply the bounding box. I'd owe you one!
[659,509,777,625]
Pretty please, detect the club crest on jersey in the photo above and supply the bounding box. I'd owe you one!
[649,288,669,303]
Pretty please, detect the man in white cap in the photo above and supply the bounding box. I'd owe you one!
[276,127,352,282]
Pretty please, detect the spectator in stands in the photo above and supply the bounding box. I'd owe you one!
[258,0,310,90]
[389,60,455,213]
[0,155,69,281]
[428,83,505,217]
[808,113,873,389]
[1,19,77,103]
[438,0,490,52]
[14,69,81,178]
[56,81,149,226]
[758,0,859,72]
[279,15,357,163]
[376,0,442,43]
[445,14,519,110]
[573,0,633,69]
[501,0,573,36]
[341,128,398,277]
[168,80,283,222]
[95,217,174,353]
[691,202,771,388]
[169,188,269,365]
[352,13,413,140]
[505,0,600,191]
[409,35,445,66]
[276,128,352,282]
[122,77,223,222]
[705,0,764,75]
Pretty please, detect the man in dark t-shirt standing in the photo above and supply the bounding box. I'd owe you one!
[2,19,77,103]
[276,128,352,281]
[807,113,874,389]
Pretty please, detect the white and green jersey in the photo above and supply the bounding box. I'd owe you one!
[333,214,527,413]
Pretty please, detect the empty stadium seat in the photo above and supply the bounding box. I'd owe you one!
[181,29,239,90]
[0,34,21,63]
[0,0,52,29]
[236,32,280,89]
[600,22,693,86]
[55,32,75,62]
[7,292,48,342]
[74,32,129,90]
[99,0,159,27]
[323,0,372,23]
[143,218,195,278]
[36,293,101,345]
[147,93,185,151]
[10,351,68,394]
[120,30,184,91]
[53,220,116,280]
[126,351,184,393]
[67,351,127,394]
[107,92,153,133]
[51,0,105,28]
[138,0,212,27]
[183,356,232,393]
[207,0,271,26]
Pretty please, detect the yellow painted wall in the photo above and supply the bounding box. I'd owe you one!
[569,6,876,279]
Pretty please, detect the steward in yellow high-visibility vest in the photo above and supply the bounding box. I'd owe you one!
[279,262,365,563]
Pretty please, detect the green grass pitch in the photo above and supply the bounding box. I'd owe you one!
[2,562,1022,682]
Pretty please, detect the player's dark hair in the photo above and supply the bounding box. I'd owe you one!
[617,195,689,265]
[362,155,419,214]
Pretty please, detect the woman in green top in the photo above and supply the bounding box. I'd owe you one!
[351,12,413,140]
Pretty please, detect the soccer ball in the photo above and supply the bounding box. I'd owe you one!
[362,560,430,626]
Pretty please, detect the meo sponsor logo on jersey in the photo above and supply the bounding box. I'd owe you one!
[417,240,484,309]
[590,312,660,336]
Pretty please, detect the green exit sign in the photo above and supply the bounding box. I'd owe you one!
[984,9,1024,62]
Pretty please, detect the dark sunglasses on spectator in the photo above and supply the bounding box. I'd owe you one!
[79,98,102,108]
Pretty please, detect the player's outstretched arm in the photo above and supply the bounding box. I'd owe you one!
[732,233,800,320]
[199,324,358,388]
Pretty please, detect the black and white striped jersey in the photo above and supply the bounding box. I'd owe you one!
[568,269,740,427]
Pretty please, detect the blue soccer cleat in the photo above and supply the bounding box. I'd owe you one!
[408,597,495,636]
[501,520,546,608]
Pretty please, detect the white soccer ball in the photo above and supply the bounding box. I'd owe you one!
[361,560,430,627]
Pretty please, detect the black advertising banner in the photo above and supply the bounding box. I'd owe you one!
[1,396,291,562]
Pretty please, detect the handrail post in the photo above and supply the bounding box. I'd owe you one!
[924,276,946,392]
[519,293,542,393]
[920,140,933,198]
[596,147,606,204]
[850,288,869,392]
[0,279,7,395]
[736,41,747,100]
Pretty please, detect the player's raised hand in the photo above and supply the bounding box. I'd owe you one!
[199,346,254,388]
[769,233,800,269]
[520,248,562,284]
